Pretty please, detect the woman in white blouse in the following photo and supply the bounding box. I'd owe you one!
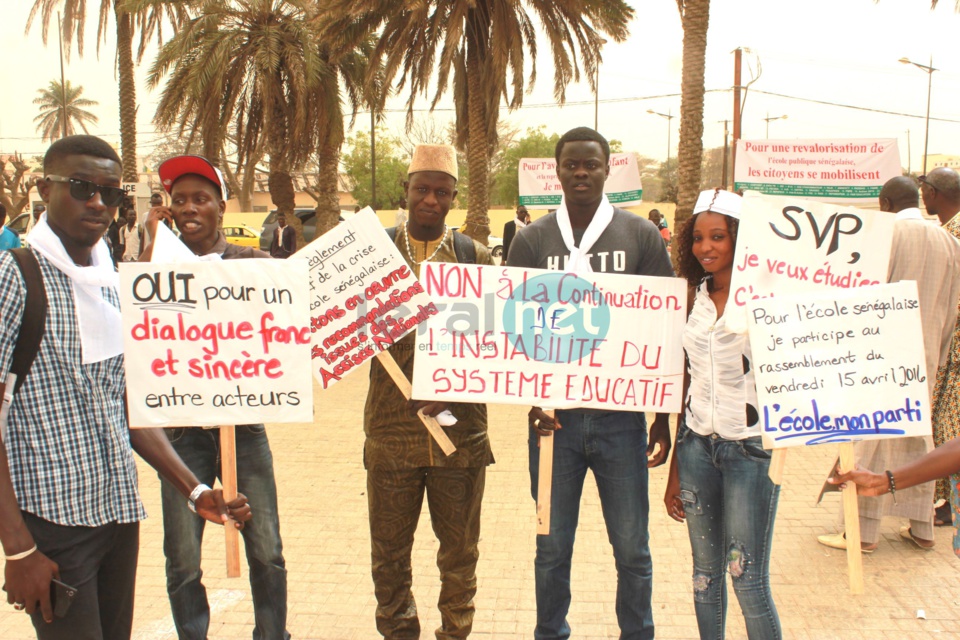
[664,189,782,640]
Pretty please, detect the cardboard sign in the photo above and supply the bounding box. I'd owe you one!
[518,153,643,207]
[300,208,436,389]
[734,139,901,204]
[120,260,313,427]
[747,282,931,448]
[727,191,894,332]
[411,264,686,412]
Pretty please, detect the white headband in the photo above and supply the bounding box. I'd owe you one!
[693,189,742,219]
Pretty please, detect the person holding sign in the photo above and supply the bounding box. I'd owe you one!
[663,189,783,640]
[508,127,674,640]
[143,155,291,640]
[364,144,495,639]
[0,136,250,639]
[817,176,960,553]
[921,167,960,524]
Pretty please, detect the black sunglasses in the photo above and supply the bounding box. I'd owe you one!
[45,175,127,207]
[917,175,937,194]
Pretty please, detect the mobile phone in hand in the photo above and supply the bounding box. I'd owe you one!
[50,579,78,618]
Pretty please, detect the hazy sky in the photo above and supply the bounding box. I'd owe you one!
[2,0,960,172]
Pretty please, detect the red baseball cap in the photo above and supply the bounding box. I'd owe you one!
[158,155,228,201]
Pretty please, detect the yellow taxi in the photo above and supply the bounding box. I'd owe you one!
[222,224,261,248]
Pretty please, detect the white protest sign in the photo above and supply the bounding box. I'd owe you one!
[411,264,686,412]
[747,281,930,449]
[518,153,643,208]
[734,139,901,204]
[120,260,313,427]
[300,208,437,389]
[727,191,894,332]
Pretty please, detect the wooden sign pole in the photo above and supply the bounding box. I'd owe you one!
[375,351,456,456]
[536,409,556,535]
[838,442,864,594]
[768,449,787,485]
[220,425,242,578]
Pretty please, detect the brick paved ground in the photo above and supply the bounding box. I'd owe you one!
[3,366,960,639]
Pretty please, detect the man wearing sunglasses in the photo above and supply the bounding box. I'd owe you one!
[0,135,251,639]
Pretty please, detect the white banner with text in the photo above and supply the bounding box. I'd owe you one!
[411,264,686,412]
[518,153,643,207]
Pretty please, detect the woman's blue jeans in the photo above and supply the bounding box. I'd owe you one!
[528,410,654,640]
[676,424,781,640]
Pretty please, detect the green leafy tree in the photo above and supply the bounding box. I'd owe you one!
[490,127,559,207]
[33,79,99,143]
[142,0,376,240]
[319,0,634,245]
[657,158,679,205]
[27,0,188,181]
[341,129,408,211]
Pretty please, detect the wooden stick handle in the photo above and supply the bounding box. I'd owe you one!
[375,351,456,456]
[220,425,242,579]
[768,449,787,485]
[838,442,864,595]
[536,409,556,536]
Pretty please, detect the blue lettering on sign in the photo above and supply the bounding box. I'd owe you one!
[762,397,921,445]
[501,272,611,364]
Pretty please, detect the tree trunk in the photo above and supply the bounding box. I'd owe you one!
[315,143,341,237]
[115,6,138,183]
[268,156,305,245]
[675,0,710,230]
[458,33,491,245]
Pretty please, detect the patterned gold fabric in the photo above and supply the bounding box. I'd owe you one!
[932,213,960,501]
[363,229,495,471]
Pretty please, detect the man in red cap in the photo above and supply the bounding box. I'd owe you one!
[144,155,290,640]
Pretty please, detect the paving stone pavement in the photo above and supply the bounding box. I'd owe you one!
[3,365,960,639]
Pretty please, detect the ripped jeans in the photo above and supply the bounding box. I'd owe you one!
[676,424,781,640]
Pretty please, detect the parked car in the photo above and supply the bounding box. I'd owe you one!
[222,224,261,248]
[451,226,503,258]
[5,212,31,237]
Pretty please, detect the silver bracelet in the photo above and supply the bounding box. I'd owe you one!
[5,544,37,561]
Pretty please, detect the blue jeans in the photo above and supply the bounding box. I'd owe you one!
[160,425,289,640]
[528,410,653,640]
[676,424,781,640]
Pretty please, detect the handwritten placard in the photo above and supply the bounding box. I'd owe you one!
[120,260,313,427]
[300,208,436,389]
[411,264,686,411]
[727,191,894,332]
[747,281,930,448]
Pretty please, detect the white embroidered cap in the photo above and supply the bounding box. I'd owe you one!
[693,189,742,220]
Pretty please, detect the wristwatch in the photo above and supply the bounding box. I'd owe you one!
[187,484,212,513]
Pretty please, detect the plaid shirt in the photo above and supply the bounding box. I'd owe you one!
[0,249,145,526]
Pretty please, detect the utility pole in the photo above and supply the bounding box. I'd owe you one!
[731,48,743,189]
[906,130,912,175]
[58,11,68,140]
[719,120,730,189]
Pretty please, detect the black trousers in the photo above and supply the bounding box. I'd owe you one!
[22,511,140,640]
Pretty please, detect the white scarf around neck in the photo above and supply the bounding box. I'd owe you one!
[555,194,614,273]
[25,214,123,364]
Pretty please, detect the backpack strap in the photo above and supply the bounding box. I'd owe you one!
[8,249,47,394]
[387,226,477,264]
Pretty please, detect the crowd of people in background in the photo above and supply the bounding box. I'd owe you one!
[1,129,959,640]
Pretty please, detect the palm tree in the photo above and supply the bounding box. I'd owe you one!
[674,0,711,230]
[26,0,189,182]
[143,0,377,242]
[319,1,633,245]
[33,79,100,143]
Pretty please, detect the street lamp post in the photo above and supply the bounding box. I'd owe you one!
[899,56,937,176]
[647,109,674,165]
[763,112,787,139]
[594,38,607,131]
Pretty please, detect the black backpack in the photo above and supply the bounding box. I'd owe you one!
[386,227,477,264]
[7,249,47,394]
